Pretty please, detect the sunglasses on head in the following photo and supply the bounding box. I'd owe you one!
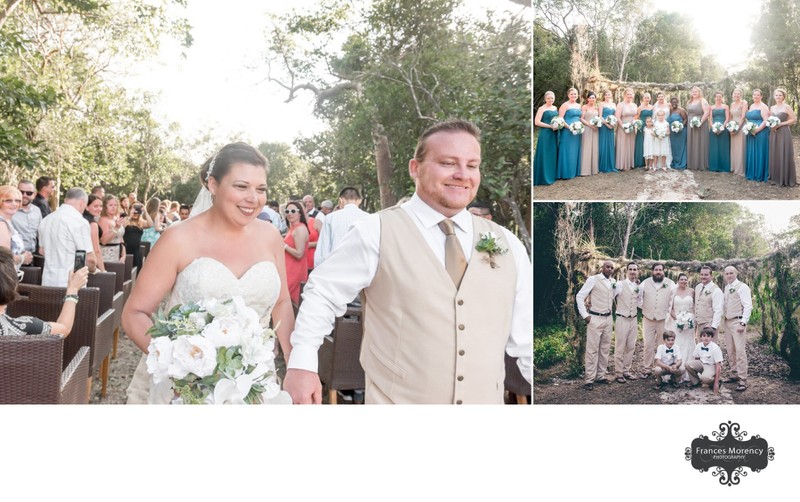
[20,190,34,196]
[285,208,300,214]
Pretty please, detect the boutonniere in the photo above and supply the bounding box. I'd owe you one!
[611,280,617,289]
[729,287,736,294]
[704,289,711,295]
[661,283,668,289]
[475,231,508,269]
[634,287,640,293]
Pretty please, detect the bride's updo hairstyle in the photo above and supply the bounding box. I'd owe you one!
[200,142,269,188]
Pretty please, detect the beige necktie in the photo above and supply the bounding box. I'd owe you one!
[438,219,467,288]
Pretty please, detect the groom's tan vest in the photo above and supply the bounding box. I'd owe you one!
[360,207,517,404]
[695,282,717,324]
[641,278,671,320]
[615,281,638,317]
[724,282,745,319]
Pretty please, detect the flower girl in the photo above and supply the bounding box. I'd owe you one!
[642,115,656,171]
[652,109,672,171]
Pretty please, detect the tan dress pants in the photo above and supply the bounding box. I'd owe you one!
[653,365,683,382]
[642,317,666,373]
[614,315,638,377]
[723,318,748,383]
[686,360,717,386]
[585,314,612,383]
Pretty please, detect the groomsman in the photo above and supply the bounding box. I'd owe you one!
[639,263,675,378]
[613,262,642,383]
[722,266,753,391]
[575,260,615,390]
[694,265,723,335]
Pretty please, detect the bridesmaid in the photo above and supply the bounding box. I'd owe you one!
[615,87,637,171]
[598,90,617,173]
[556,87,583,180]
[634,92,654,168]
[534,90,559,186]
[686,86,710,170]
[653,92,670,121]
[708,92,731,172]
[729,88,748,176]
[668,96,688,169]
[746,89,770,182]
[768,88,797,187]
[579,92,599,176]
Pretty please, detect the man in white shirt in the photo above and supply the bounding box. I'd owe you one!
[12,179,42,254]
[613,261,642,383]
[694,265,723,335]
[576,260,615,390]
[639,263,675,378]
[722,265,753,391]
[38,187,97,286]
[284,119,532,404]
[314,187,370,268]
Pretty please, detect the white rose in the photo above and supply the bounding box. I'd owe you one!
[188,311,207,330]
[168,335,218,379]
[145,337,174,384]
[202,317,245,348]
[202,298,234,318]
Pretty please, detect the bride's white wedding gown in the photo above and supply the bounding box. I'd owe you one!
[669,294,695,382]
[126,257,290,404]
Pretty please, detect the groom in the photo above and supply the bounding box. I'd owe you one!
[283,119,533,404]
[694,265,723,335]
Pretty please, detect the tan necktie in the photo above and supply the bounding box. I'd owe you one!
[438,219,467,288]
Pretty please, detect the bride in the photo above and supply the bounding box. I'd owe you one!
[668,273,695,383]
[122,142,295,404]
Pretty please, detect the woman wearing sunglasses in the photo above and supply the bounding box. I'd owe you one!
[283,200,309,305]
[0,186,33,271]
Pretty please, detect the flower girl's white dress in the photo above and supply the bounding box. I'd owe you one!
[126,257,291,404]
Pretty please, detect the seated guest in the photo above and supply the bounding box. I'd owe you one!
[11,180,42,255]
[0,247,89,337]
[0,185,33,270]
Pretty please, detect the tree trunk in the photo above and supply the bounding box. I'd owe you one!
[371,123,396,209]
[501,197,531,257]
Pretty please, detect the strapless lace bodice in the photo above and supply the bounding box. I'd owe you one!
[168,257,280,327]
[673,294,694,314]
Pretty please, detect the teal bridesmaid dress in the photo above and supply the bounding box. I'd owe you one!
[667,112,686,169]
[633,108,652,167]
[534,109,558,185]
[598,107,617,173]
[708,108,730,172]
[556,108,582,180]
[745,110,769,182]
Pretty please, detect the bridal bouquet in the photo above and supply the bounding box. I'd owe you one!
[742,121,757,136]
[670,120,684,133]
[569,121,585,135]
[633,119,643,132]
[711,122,725,135]
[622,122,635,134]
[675,310,695,330]
[605,115,618,127]
[589,116,603,127]
[767,115,781,128]
[690,116,702,128]
[725,120,740,133]
[550,116,566,130]
[145,296,289,404]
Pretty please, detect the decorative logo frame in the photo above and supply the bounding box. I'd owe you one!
[685,421,775,486]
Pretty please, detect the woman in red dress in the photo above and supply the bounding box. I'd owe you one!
[283,200,309,305]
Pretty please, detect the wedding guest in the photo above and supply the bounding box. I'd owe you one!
[283,200,309,305]
[141,197,166,246]
[315,187,369,267]
[598,90,617,173]
[722,266,752,391]
[708,91,731,172]
[686,86,710,170]
[0,247,88,338]
[38,188,97,286]
[556,87,582,180]
[90,186,105,199]
[32,176,54,218]
[0,186,33,269]
[768,87,797,187]
[98,195,127,263]
[668,96,688,169]
[11,180,42,254]
[746,88,770,182]
[653,331,683,390]
[119,196,131,217]
[694,265,723,335]
[613,262,641,383]
[178,204,190,221]
[303,194,321,219]
[320,200,334,216]
[579,91,599,176]
[615,87,637,170]
[82,194,106,272]
[729,88,748,176]
[652,109,672,170]
[639,263,675,378]
[534,90,559,185]
[305,208,322,273]
[124,202,154,271]
[575,260,615,390]
[686,327,723,393]
[634,91,654,168]
[284,119,532,404]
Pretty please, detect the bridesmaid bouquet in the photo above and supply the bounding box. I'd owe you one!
[690,117,702,128]
[725,120,740,133]
[633,119,643,132]
[711,122,725,135]
[569,122,585,135]
[767,115,781,128]
[742,122,757,136]
[654,124,668,139]
[670,120,684,133]
[589,116,603,127]
[622,122,635,134]
[605,115,618,127]
[145,296,289,404]
[550,116,566,130]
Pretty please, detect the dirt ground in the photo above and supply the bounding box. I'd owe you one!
[533,329,800,405]
[533,138,800,201]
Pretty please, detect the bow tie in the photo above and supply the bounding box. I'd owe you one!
[666,349,674,353]
[701,347,709,351]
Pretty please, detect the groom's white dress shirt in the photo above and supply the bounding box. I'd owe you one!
[289,193,533,383]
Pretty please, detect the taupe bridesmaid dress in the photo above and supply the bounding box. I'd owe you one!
[686,100,709,170]
[615,102,636,170]
[729,101,746,176]
[580,108,599,176]
[768,111,797,187]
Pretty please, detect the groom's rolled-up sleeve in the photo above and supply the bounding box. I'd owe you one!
[502,228,533,385]
[288,216,380,373]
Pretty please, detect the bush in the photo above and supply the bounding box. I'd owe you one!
[534,325,573,369]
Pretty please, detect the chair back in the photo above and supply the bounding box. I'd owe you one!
[19,266,42,285]
[318,306,365,390]
[0,335,63,403]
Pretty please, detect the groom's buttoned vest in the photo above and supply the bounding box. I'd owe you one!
[724,282,744,319]
[360,207,517,404]
[695,283,717,324]
[586,275,613,314]
[641,278,671,320]
[615,281,638,317]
